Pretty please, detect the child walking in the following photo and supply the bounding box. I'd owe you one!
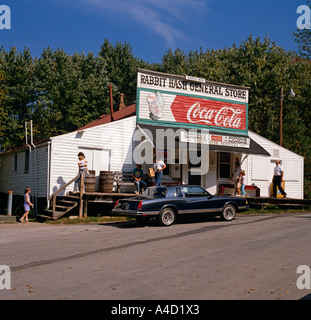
[20,188,33,222]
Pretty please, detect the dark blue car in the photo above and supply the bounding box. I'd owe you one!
[112,185,249,226]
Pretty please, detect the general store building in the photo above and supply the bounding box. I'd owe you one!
[0,69,304,215]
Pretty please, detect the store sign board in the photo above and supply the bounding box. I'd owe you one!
[137,69,249,134]
[180,131,250,148]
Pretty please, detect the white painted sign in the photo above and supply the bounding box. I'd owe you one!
[180,131,250,148]
[137,69,249,103]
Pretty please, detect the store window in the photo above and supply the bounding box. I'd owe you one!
[219,152,231,179]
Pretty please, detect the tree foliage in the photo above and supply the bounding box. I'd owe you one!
[0,36,310,196]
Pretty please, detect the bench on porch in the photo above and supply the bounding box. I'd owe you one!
[114,171,151,193]
[114,171,136,193]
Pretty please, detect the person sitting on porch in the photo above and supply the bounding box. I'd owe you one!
[132,163,147,194]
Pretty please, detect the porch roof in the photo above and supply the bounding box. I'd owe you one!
[137,123,270,156]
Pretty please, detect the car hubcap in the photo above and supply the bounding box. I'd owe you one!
[224,207,235,220]
[162,211,174,225]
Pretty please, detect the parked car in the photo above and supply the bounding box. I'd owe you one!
[112,185,249,226]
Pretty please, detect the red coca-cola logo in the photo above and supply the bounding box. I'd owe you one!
[170,96,246,130]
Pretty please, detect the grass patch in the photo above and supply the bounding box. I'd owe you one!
[240,205,310,215]
[40,216,133,225]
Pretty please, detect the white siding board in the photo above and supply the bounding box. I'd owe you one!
[0,143,49,197]
[244,131,304,199]
[49,116,137,196]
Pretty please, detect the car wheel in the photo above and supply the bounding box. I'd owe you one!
[220,204,236,221]
[158,208,176,226]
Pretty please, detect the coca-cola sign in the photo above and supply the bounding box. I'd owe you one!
[137,69,249,134]
[171,95,247,130]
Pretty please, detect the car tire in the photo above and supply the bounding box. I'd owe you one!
[158,208,176,226]
[220,204,236,221]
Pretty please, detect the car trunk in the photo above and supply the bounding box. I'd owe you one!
[118,199,142,210]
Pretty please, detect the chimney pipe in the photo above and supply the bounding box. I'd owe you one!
[119,93,126,110]
[109,84,114,121]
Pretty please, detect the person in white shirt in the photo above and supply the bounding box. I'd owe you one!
[74,152,88,191]
[153,159,166,186]
[272,160,287,198]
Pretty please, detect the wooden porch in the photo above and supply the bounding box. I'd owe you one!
[37,171,141,220]
[37,172,310,220]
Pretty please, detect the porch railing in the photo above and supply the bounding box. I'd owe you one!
[48,171,85,217]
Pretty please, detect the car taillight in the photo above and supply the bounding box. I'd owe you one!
[137,201,142,210]
[114,200,119,208]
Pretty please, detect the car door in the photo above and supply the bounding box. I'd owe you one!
[169,186,187,212]
[182,186,217,213]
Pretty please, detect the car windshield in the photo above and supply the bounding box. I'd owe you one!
[153,187,167,198]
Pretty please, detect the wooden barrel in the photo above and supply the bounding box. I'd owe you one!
[84,170,96,192]
[99,171,114,192]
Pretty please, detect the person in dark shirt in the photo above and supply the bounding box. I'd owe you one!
[132,163,147,194]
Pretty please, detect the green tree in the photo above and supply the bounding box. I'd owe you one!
[0,71,7,146]
[0,47,35,150]
[34,48,110,139]
[98,39,154,108]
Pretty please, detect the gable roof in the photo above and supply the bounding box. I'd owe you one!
[76,104,136,131]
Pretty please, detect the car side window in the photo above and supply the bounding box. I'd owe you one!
[187,186,209,197]
[181,187,188,197]
[154,187,167,198]
[175,187,183,197]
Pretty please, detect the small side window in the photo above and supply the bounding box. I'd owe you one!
[24,149,29,173]
[14,154,17,172]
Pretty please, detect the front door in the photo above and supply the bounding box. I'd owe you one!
[78,148,111,190]
[188,150,201,185]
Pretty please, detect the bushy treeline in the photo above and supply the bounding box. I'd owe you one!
[0,36,310,197]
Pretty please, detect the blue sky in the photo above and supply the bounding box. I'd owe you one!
[0,0,307,63]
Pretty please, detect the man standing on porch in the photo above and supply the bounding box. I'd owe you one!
[153,158,166,186]
[272,160,287,198]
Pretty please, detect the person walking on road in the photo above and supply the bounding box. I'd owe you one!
[20,188,33,222]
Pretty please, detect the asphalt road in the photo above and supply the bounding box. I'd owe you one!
[1,213,311,300]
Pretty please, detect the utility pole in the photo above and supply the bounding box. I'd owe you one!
[280,86,283,147]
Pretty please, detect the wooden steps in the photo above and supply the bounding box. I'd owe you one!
[38,194,79,220]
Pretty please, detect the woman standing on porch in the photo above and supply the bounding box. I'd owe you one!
[74,152,88,192]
